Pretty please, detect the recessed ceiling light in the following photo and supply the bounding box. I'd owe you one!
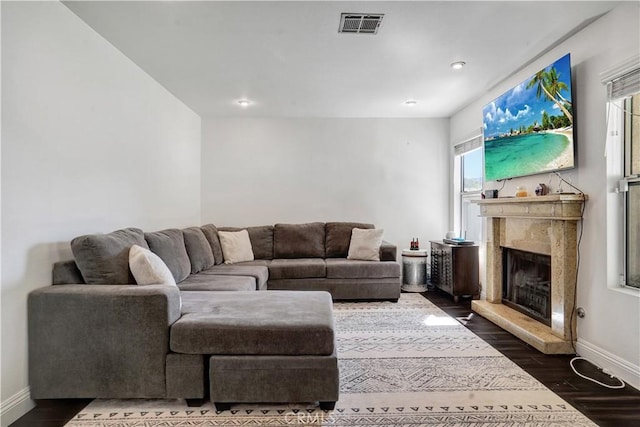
[450,61,466,70]
[237,99,251,107]
[404,100,418,106]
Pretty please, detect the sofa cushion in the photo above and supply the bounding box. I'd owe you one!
[273,222,325,259]
[71,227,148,284]
[218,225,274,260]
[325,259,400,279]
[325,222,374,258]
[199,263,269,291]
[201,224,225,265]
[182,227,215,273]
[268,258,326,280]
[347,228,384,261]
[52,260,85,285]
[267,277,401,300]
[144,229,191,283]
[218,230,255,264]
[129,244,176,286]
[380,241,398,261]
[178,274,255,292]
[172,291,334,355]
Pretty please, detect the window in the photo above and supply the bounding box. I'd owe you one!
[454,136,483,242]
[623,94,640,288]
[463,148,483,193]
[603,57,640,290]
[460,148,482,242]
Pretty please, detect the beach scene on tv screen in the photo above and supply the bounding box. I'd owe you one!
[483,53,574,181]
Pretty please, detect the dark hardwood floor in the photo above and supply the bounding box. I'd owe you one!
[422,289,640,427]
[11,289,640,426]
[9,399,91,427]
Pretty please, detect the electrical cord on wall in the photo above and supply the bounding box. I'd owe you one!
[496,178,509,193]
[554,171,585,194]
[569,199,585,354]
[565,184,625,389]
[607,97,640,117]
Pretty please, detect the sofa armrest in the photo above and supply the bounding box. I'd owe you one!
[380,241,397,261]
[28,284,181,399]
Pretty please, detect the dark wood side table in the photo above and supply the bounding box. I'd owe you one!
[429,240,480,302]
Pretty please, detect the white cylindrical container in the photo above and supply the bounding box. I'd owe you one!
[401,249,429,292]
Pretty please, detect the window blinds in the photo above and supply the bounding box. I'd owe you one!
[454,135,482,156]
[601,55,640,100]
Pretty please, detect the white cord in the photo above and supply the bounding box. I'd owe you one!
[553,171,584,194]
[607,97,640,116]
[570,357,626,389]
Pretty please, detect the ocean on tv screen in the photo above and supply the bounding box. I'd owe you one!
[484,128,574,181]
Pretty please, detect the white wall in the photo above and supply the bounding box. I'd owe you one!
[202,118,450,252]
[1,2,201,425]
[450,2,640,388]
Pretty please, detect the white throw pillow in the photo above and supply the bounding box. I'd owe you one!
[218,229,255,264]
[347,228,384,261]
[129,244,177,286]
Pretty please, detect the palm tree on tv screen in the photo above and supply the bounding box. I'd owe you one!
[546,68,571,106]
[526,67,573,125]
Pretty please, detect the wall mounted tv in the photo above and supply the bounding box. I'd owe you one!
[483,53,574,182]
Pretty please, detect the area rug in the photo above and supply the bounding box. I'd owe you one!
[66,294,596,426]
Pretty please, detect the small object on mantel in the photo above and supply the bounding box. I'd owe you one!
[535,183,549,196]
[515,186,529,197]
[484,189,499,199]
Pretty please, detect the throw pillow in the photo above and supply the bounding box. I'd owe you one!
[218,225,274,260]
[129,244,176,286]
[347,228,384,261]
[218,229,255,264]
[325,222,374,258]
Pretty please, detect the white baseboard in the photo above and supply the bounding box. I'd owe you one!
[576,339,640,390]
[0,387,34,427]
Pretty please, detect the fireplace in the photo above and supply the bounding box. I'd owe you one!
[503,248,551,326]
[472,194,586,354]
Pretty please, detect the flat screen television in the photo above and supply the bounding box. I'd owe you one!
[483,53,575,182]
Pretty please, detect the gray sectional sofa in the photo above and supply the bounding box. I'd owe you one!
[28,221,400,409]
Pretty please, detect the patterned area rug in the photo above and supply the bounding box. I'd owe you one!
[66,294,595,426]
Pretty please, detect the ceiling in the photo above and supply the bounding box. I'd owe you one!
[63,1,619,118]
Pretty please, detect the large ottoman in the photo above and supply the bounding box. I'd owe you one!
[172,291,339,411]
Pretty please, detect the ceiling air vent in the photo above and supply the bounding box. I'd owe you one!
[339,13,384,34]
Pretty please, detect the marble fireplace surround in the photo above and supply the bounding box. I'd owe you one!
[473,194,587,354]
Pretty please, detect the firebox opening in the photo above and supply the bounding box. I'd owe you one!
[502,248,552,326]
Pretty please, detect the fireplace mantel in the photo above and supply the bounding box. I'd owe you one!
[476,194,586,220]
[472,193,587,354]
